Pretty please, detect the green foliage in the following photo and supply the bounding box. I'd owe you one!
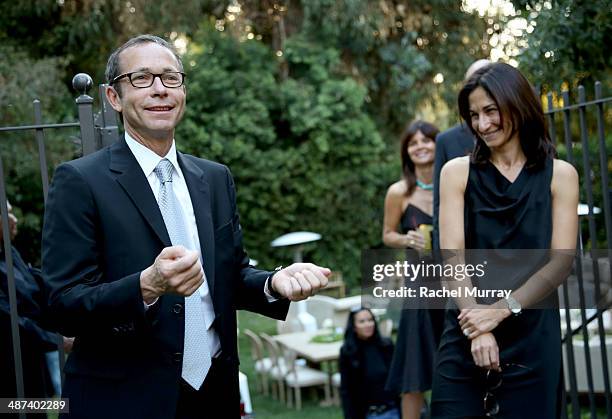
[0,45,72,125]
[299,0,489,135]
[177,24,392,285]
[0,0,230,83]
[3,0,607,280]
[513,0,612,92]
[0,44,76,264]
[556,133,612,249]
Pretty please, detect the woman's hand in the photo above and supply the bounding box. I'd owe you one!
[471,332,500,371]
[458,304,510,339]
[405,230,426,249]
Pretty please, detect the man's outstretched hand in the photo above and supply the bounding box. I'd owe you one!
[270,263,331,301]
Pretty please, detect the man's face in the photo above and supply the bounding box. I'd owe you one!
[0,202,18,243]
[106,43,186,144]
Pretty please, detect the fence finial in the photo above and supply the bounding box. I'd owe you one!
[72,73,93,95]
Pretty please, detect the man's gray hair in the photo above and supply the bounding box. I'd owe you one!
[464,59,491,82]
[105,34,184,95]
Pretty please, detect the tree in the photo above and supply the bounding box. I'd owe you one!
[177,23,391,282]
[233,0,490,135]
[0,0,230,84]
[0,44,76,263]
[512,0,611,91]
[0,0,495,281]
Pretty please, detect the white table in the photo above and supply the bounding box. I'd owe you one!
[272,330,342,363]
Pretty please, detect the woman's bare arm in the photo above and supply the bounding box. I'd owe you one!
[382,182,426,249]
[504,159,579,308]
[439,157,478,309]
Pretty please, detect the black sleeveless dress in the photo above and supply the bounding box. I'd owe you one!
[385,205,445,394]
[430,158,561,418]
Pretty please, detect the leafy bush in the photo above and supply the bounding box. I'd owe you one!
[177,24,395,286]
[556,134,612,249]
[0,45,76,264]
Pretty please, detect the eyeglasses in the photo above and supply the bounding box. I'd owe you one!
[483,363,531,417]
[111,71,185,88]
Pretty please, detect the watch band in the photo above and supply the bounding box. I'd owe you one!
[267,265,284,299]
[505,296,522,315]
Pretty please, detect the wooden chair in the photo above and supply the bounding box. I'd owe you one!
[260,333,287,402]
[243,329,271,395]
[319,271,346,298]
[379,318,393,338]
[282,347,331,410]
[331,372,341,406]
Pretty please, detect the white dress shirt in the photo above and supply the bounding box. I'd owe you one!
[125,133,221,357]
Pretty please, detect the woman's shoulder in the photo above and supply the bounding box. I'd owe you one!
[551,159,579,195]
[441,155,470,173]
[386,180,407,197]
[552,159,578,179]
[440,156,470,190]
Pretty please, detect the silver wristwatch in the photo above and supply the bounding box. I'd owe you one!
[505,296,522,315]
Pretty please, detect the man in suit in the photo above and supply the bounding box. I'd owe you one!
[42,34,330,419]
[0,201,71,416]
[432,59,491,251]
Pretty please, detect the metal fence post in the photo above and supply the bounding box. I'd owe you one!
[0,158,25,418]
[73,73,97,156]
[97,84,121,147]
[32,100,50,202]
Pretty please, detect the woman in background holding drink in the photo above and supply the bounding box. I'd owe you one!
[382,120,444,419]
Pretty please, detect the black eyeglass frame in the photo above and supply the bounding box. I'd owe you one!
[110,71,186,88]
[483,363,531,418]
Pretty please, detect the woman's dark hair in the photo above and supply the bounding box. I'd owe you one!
[458,62,555,168]
[400,120,439,196]
[342,307,383,356]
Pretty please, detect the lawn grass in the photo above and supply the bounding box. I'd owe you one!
[238,310,343,419]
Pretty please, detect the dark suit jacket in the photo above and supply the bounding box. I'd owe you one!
[42,139,290,418]
[0,247,56,401]
[432,123,475,251]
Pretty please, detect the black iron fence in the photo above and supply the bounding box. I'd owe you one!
[0,74,610,418]
[0,73,118,419]
[545,82,612,419]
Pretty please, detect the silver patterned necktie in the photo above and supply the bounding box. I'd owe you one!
[154,158,211,390]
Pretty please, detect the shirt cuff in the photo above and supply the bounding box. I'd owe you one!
[265,266,285,302]
[264,278,280,302]
[143,297,159,311]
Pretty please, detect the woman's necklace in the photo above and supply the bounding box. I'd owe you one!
[416,179,433,190]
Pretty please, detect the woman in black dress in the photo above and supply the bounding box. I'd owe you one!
[383,120,445,419]
[431,63,578,418]
[339,307,399,419]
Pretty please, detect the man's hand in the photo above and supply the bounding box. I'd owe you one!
[458,304,510,339]
[270,263,331,301]
[140,246,204,304]
[471,332,500,371]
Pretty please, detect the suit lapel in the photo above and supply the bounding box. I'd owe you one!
[109,140,172,247]
[178,152,216,296]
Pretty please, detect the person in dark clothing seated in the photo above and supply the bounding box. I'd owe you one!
[0,200,72,416]
[339,307,399,419]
